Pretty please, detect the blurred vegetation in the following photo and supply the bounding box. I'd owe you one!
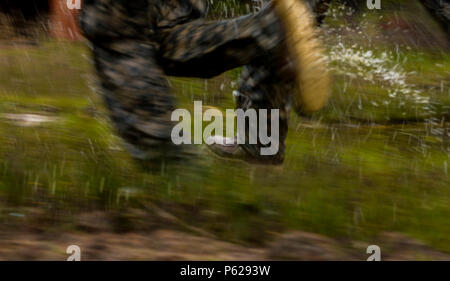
[0,0,449,254]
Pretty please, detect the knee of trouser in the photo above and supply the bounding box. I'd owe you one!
[80,0,154,41]
[79,0,112,40]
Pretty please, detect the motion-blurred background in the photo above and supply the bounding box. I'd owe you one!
[0,0,448,260]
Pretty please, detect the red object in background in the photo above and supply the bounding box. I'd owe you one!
[49,0,82,40]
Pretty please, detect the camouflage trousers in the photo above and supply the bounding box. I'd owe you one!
[81,1,295,163]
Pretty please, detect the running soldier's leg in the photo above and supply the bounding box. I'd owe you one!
[158,3,295,163]
[81,0,181,161]
[93,41,179,161]
[80,0,307,164]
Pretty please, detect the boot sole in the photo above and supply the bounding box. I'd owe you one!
[273,0,332,114]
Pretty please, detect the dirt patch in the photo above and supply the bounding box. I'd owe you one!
[0,228,449,261]
[0,230,265,261]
